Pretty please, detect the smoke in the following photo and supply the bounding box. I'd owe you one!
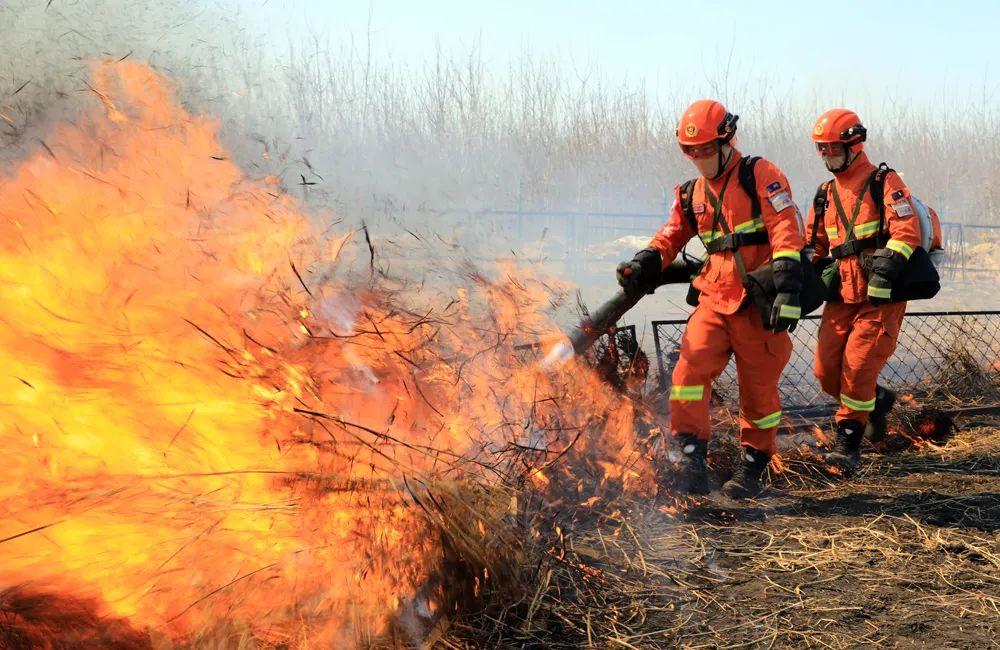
[1,2,212,134]
[2,0,997,321]
[5,2,998,224]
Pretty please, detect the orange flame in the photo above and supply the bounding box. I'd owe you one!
[0,61,652,646]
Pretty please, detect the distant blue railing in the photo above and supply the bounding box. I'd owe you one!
[394,203,999,279]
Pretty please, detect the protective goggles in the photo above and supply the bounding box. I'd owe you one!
[815,142,846,155]
[680,140,721,159]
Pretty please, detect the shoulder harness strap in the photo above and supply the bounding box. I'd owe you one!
[810,181,831,247]
[701,156,771,254]
[830,164,892,260]
[869,162,893,244]
[737,155,761,219]
[679,178,699,234]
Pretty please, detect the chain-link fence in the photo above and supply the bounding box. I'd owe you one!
[938,223,1000,281]
[652,310,1000,412]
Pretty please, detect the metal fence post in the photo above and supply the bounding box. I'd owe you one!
[516,180,524,244]
[651,322,670,391]
[955,223,965,282]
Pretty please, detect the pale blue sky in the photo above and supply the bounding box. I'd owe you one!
[244,0,997,118]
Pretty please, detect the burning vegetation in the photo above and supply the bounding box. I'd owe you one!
[0,60,659,647]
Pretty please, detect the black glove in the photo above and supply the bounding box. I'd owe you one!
[769,292,801,332]
[772,256,803,294]
[867,248,905,305]
[616,248,662,295]
[768,256,803,332]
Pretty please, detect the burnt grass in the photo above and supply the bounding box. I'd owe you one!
[444,418,1000,649]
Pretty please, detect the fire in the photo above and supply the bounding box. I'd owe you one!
[0,61,651,646]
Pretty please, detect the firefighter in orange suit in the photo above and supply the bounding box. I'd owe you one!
[807,109,922,469]
[617,99,805,498]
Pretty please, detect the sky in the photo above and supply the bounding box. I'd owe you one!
[243,0,998,119]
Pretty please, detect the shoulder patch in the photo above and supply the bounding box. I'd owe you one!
[890,200,914,217]
[768,191,795,213]
[693,202,706,215]
[766,181,781,193]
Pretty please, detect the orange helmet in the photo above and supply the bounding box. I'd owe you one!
[811,108,867,153]
[676,99,738,146]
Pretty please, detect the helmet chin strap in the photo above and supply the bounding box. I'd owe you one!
[708,144,734,180]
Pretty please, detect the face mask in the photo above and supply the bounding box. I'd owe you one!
[817,142,855,173]
[823,152,848,172]
[692,144,732,179]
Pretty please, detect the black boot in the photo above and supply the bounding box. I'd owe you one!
[721,446,771,499]
[864,386,897,442]
[825,419,864,470]
[673,434,710,495]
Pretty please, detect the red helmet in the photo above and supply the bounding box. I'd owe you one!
[676,99,738,147]
[812,108,866,153]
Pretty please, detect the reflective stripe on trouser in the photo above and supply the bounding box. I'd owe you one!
[669,384,704,401]
[814,300,907,426]
[669,303,792,456]
[840,393,875,412]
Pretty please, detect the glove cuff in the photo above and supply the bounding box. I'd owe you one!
[775,292,801,320]
[871,248,906,281]
[868,280,892,301]
[634,248,663,278]
[873,248,905,262]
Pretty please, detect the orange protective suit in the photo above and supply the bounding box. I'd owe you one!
[649,149,804,455]
[808,152,921,424]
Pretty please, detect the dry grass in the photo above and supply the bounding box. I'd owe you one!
[438,420,1000,649]
[433,334,1000,649]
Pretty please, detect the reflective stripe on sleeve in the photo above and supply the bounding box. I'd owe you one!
[772,249,801,262]
[886,239,915,259]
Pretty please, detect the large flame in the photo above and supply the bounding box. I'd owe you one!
[0,61,651,646]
